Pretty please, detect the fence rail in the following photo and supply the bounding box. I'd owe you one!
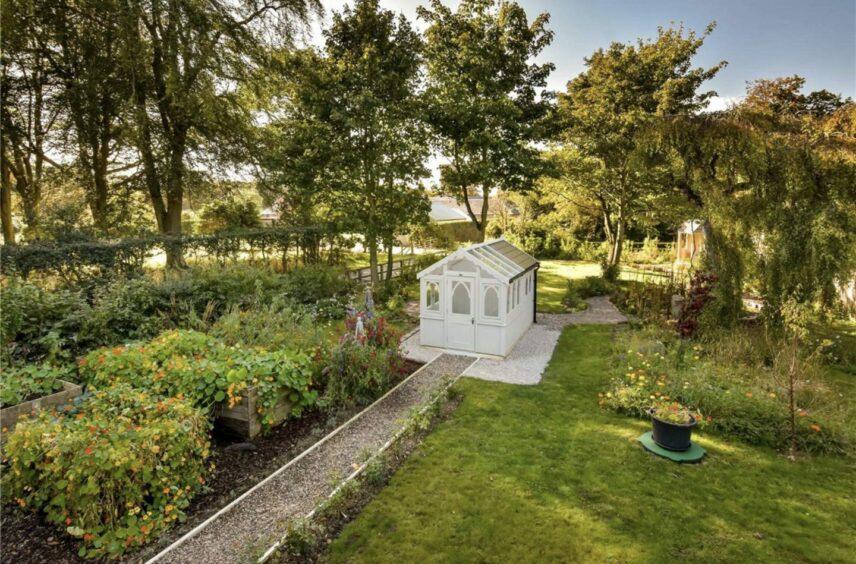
[346,255,436,284]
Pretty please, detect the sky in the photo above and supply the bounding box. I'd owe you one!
[314,0,856,107]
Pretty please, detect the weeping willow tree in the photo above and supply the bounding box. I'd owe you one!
[662,79,856,327]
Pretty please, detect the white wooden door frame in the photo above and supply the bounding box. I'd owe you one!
[444,274,476,351]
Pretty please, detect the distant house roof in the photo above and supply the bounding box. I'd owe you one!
[428,197,517,223]
[417,237,539,283]
[429,199,471,222]
[260,207,280,222]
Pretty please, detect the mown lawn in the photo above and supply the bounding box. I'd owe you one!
[536,260,600,313]
[329,326,856,563]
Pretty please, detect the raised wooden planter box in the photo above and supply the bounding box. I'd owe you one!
[214,386,293,440]
[1,381,83,439]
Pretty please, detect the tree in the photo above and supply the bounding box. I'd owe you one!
[744,75,851,118]
[418,0,554,241]
[117,0,320,265]
[1,0,65,237]
[556,23,725,269]
[260,0,429,285]
[660,81,856,325]
[46,0,132,233]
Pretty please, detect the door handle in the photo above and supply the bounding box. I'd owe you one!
[471,318,474,324]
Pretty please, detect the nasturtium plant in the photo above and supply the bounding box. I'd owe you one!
[79,330,316,430]
[0,363,72,407]
[1,385,211,558]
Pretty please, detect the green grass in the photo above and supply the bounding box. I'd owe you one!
[341,252,412,270]
[537,260,601,313]
[329,326,856,563]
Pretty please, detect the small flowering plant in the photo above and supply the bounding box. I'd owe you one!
[649,399,700,426]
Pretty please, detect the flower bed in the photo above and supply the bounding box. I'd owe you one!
[1,385,211,558]
[600,329,854,456]
[78,330,317,436]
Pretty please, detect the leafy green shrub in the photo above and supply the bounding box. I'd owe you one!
[0,364,73,407]
[282,264,351,305]
[80,277,174,348]
[562,276,615,311]
[210,303,328,353]
[0,281,89,363]
[324,316,406,407]
[1,265,293,364]
[561,283,586,312]
[1,385,211,558]
[196,199,261,234]
[79,330,317,428]
[176,264,288,310]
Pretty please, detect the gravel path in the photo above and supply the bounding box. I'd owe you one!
[151,354,475,564]
[463,297,627,385]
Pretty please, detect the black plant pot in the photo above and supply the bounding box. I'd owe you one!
[649,409,696,451]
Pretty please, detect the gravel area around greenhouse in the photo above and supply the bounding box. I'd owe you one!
[151,353,475,564]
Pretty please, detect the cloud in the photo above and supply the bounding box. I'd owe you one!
[703,95,743,113]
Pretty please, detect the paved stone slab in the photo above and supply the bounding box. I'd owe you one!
[400,330,442,364]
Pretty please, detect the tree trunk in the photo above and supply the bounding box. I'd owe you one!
[385,236,394,281]
[368,235,379,287]
[461,185,490,243]
[0,160,15,245]
[608,216,625,267]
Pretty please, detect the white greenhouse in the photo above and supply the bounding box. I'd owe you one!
[416,239,540,357]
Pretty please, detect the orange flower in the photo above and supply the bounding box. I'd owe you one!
[84,447,93,455]
[65,517,72,525]
[745,392,753,398]
[83,533,94,542]
[811,424,821,433]
[798,409,807,417]
[78,357,88,367]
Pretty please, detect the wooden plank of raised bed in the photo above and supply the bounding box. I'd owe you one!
[214,387,293,440]
[0,381,83,438]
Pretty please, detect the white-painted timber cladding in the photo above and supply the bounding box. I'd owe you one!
[417,238,539,357]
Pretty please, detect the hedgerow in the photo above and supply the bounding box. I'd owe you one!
[0,226,343,282]
[1,385,211,558]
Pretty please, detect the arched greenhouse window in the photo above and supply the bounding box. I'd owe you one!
[426,281,440,311]
[451,281,471,315]
[483,286,499,318]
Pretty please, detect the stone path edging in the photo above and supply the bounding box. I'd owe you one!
[146,353,475,564]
